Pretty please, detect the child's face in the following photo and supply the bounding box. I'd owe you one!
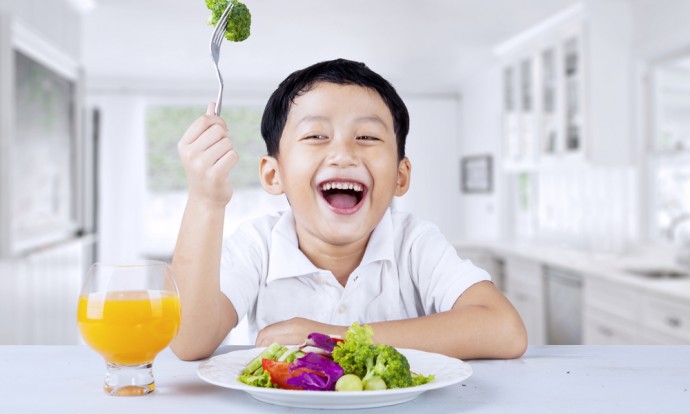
[261,82,410,247]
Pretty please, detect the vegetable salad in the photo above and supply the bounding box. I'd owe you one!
[238,323,434,391]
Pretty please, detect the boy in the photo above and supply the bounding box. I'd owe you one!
[170,59,527,361]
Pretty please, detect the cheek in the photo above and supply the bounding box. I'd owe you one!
[370,152,401,183]
[278,162,314,195]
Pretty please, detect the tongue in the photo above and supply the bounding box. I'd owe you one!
[325,192,358,210]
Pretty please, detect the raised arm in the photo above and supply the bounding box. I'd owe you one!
[170,103,239,361]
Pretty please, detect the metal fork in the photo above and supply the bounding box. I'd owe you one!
[209,2,235,116]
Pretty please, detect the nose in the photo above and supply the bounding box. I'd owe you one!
[326,136,359,167]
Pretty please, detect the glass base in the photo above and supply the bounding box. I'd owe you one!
[104,362,155,396]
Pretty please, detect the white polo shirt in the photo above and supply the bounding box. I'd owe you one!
[220,208,490,342]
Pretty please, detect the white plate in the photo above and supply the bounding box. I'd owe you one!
[197,347,473,409]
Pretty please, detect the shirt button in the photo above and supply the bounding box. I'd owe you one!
[338,304,347,314]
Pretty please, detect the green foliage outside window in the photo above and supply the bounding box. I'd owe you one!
[146,105,265,192]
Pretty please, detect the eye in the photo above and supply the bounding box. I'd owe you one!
[305,135,328,140]
[356,135,380,141]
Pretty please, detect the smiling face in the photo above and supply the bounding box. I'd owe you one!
[260,82,411,249]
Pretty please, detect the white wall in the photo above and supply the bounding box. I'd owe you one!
[93,95,147,263]
[631,0,690,60]
[457,63,502,241]
[396,95,463,241]
[0,0,80,59]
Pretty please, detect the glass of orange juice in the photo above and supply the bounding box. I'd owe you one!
[77,261,181,396]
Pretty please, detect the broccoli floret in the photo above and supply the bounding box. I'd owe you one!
[206,0,251,42]
[331,322,377,379]
[332,323,434,389]
[368,344,413,389]
[411,371,435,386]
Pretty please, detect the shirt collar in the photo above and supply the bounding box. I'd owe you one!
[266,209,396,284]
[266,210,320,284]
[359,208,395,267]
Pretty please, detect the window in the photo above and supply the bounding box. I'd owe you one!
[142,104,288,258]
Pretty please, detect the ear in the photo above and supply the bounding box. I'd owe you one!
[259,156,284,195]
[394,157,411,197]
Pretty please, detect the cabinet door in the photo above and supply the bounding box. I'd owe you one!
[507,286,545,345]
[584,309,640,344]
[504,257,545,344]
[503,66,520,161]
[585,278,641,321]
[642,294,690,343]
[502,53,538,169]
[539,46,559,158]
[561,33,583,155]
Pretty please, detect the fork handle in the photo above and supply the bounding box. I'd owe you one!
[215,83,224,116]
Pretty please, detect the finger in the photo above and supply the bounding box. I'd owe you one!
[179,106,226,146]
[212,149,239,172]
[198,138,234,167]
[179,116,212,146]
[190,124,228,153]
[206,102,228,129]
[179,116,224,147]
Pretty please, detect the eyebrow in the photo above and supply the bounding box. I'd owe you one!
[297,115,390,129]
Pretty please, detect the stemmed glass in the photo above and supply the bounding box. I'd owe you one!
[77,261,181,396]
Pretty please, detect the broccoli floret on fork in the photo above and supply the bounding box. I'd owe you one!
[206,0,251,42]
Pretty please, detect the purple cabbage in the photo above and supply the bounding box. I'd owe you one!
[286,352,344,391]
[306,332,339,353]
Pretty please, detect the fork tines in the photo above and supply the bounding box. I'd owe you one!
[211,3,234,47]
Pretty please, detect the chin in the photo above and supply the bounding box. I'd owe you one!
[319,225,371,246]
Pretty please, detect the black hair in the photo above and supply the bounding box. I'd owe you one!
[261,58,409,161]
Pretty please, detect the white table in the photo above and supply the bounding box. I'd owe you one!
[1,345,688,413]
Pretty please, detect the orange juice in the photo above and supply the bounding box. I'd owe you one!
[77,290,180,366]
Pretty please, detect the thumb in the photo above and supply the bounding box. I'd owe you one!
[207,102,216,115]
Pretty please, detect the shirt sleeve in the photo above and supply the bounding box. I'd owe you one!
[220,223,265,324]
[408,222,491,314]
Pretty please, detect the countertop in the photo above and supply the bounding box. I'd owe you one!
[1,345,688,413]
[454,240,690,301]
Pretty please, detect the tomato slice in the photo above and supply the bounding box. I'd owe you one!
[262,359,323,390]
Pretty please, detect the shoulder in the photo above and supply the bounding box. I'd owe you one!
[224,211,287,250]
[390,210,443,248]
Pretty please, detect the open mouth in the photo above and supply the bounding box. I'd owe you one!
[318,180,367,213]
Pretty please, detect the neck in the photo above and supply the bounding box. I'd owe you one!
[295,229,371,287]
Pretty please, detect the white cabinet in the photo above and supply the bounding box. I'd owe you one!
[584,278,642,344]
[584,277,690,345]
[503,257,545,344]
[641,294,690,343]
[584,309,640,345]
[496,1,633,171]
[454,246,505,291]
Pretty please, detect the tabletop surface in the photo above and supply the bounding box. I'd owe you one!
[1,345,688,413]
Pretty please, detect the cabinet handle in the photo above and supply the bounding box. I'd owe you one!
[665,316,682,328]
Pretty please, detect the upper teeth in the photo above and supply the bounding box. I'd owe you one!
[321,182,364,192]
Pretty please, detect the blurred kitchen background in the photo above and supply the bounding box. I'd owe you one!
[1,0,689,346]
